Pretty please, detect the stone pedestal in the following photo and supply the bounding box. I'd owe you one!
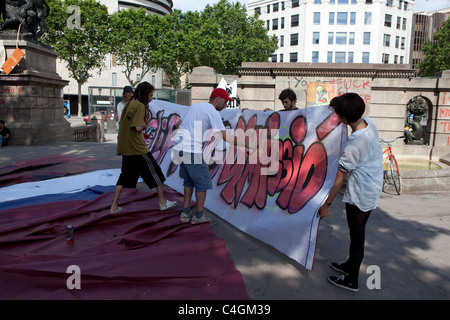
[0,32,72,145]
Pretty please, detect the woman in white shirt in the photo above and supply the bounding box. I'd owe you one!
[319,92,383,292]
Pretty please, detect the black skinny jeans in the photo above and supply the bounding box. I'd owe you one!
[344,203,371,283]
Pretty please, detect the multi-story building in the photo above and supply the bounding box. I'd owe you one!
[247,0,415,65]
[58,0,173,116]
[411,7,450,70]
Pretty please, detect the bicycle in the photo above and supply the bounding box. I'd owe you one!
[380,136,403,195]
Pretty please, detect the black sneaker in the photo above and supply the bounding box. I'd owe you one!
[330,262,349,276]
[328,275,359,292]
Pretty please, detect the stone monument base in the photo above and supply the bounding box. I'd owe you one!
[0,32,72,145]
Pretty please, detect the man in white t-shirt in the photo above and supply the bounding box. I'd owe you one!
[117,85,134,121]
[172,88,249,224]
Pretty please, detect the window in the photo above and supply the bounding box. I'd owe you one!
[364,12,372,24]
[350,12,356,25]
[312,51,319,62]
[384,34,391,47]
[329,12,335,24]
[290,52,298,62]
[112,72,117,86]
[402,18,407,30]
[280,53,284,62]
[394,55,398,64]
[314,0,321,4]
[336,32,347,44]
[272,54,277,62]
[266,20,270,30]
[274,2,279,12]
[382,53,389,64]
[395,36,399,48]
[314,12,321,24]
[292,0,299,8]
[362,52,370,63]
[328,32,334,44]
[397,17,401,29]
[291,14,299,27]
[386,0,393,7]
[327,51,333,63]
[337,12,348,25]
[335,52,346,63]
[280,35,284,47]
[400,56,404,63]
[313,32,320,44]
[348,52,354,63]
[281,17,285,29]
[267,4,270,13]
[273,18,279,30]
[291,33,299,46]
[385,14,392,27]
[363,32,371,44]
[338,0,348,4]
[401,37,405,49]
[282,1,285,10]
[350,12,356,24]
[255,7,261,15]
[349,32,355,44]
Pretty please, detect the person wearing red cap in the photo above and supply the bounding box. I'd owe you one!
[172,88,249,224]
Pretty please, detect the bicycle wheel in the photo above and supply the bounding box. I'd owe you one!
[390,155,401,195]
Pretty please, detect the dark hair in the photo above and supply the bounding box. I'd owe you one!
[279,88,297,102]
[133,81,154,106]
[329,93,365,123]
[0,120,4,125]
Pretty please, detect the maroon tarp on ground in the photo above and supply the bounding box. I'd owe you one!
[0,188,249,300]
[0,155,117,187]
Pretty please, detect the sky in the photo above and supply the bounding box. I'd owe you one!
[172,0,450,13]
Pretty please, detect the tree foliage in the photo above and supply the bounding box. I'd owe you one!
[418,19,450,77]
[42,0,110,115]
[196,0,278,75]
[156,10,201,89]
[42,0,277,91]
[109,8,162,87]
[43,0,110,85]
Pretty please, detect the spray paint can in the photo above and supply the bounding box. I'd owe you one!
[66,225,74,243]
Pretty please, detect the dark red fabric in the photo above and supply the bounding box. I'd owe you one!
[0,155,117,187]
[0,188,249,300]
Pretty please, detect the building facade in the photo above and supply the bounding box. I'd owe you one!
[247,0,415,65]
[411,8,450,70]
[58,0,173,115]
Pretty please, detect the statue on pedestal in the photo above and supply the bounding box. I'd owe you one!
[0,0,50,40]
[404,97,428,145]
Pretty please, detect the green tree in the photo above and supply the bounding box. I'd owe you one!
[418,19,450,77]
[197,0,278,75]
[109,8,162,87]
[157,10,200,89]
[159,0,278,86]
[42,0,110,116]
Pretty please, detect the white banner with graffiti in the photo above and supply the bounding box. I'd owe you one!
[146,100,347,270]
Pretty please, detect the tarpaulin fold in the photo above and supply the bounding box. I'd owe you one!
[0,155,117,187]
[0,187,249,300]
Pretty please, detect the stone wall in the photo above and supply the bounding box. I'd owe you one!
[0,33,72,145]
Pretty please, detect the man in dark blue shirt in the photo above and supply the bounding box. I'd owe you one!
[0,120,11,146]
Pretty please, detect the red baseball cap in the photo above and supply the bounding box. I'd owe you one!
[210,88,234,101]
